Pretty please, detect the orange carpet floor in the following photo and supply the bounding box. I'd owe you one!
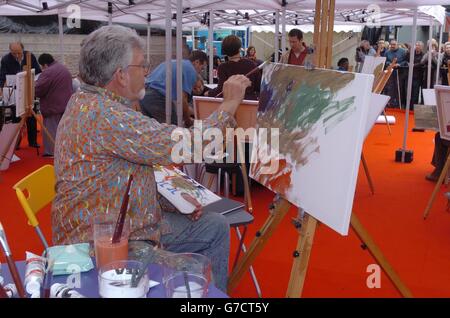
[1,109,450,298]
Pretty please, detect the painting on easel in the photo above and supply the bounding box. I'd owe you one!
[361,56,386,90]
[15,69,35,117]
[361,56,386,76]
[434,85,450,141]
[249,63,373,235]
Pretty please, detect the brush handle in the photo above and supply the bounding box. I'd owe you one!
[112,175,133,244]
[6,256,26,298]
[214,61,266,99]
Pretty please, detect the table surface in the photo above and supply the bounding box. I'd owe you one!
[1,260,228,298]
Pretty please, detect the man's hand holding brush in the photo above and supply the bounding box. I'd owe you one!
[218,75,251,117]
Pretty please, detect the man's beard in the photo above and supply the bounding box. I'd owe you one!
[138,88,146,100]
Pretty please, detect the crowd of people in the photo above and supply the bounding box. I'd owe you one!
[352,38,450,109]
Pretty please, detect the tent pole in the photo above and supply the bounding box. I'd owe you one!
[427,17,433,89]
[147,14,151,64]
[192,26,196,50]
[208,10,214,84]
[436,24,443,85]
[274,10,280,63]
[165,0,172,124]
[281,7,286,56]
[400,7,418,163]
[248,26,252,47]
[176,0,183,127]
[58,13,64,64]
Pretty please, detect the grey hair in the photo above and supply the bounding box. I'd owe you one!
[415,41,424,47]
[79,25,145,86]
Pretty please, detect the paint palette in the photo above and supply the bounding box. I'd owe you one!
[154,165,221,214]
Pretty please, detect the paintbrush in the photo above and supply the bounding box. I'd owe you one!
[183,270,191,298]
[41,258,54,298]
[214,59,270,98]
[0,222,27,298]
[112,174,133,244]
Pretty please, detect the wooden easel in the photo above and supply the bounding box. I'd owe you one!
[373,58,399,136]
[423,147,450,220]
[0,52,55,166]
[228,0,412,298]
[228,196,413,297]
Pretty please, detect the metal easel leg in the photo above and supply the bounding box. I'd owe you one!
[396,69,402,109]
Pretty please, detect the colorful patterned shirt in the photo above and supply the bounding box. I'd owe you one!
[51,83,236,245]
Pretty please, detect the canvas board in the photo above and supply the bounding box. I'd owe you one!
[154,165,221,214]
[423,89,437,106]
[15,69,35,117]
[249,63,373,235]
[361,56,386,76]
[365,93,390,139]
[434,85,450,141]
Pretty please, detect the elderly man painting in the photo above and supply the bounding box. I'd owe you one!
[51,25,250,292]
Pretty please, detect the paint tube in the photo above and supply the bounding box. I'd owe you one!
[4,284,17,298]
[50,283,86,298]
[24,251,46,295]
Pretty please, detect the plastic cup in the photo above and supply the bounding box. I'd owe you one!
[163,253,211,298]
[93,218,129,269]
[98,260,149,298]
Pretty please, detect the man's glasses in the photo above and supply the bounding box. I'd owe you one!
[126,62,151,74]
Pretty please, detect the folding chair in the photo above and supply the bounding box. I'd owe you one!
[12,164,55,250]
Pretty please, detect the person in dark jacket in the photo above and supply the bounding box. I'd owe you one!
[206,35,261,100]
[35,53,73,156]
[411,41,425,109]
[384,40,408,108]
[439,42,450,86]
[0,42,42,148]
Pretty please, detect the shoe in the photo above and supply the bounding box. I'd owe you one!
[29,143,40,148]
[425,173,439,182]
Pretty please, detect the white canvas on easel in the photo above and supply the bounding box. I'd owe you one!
[423,89,437,106]
[365,93,391,139]
[0,123,21,171]
[250,63,374,235]
[434,85,450,141]
[15,69,35,117]
[361,56,386,77]
[15,71,26,117]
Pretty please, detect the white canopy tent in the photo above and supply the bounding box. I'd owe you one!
[0,1,446,27]
[0,0,447,140]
